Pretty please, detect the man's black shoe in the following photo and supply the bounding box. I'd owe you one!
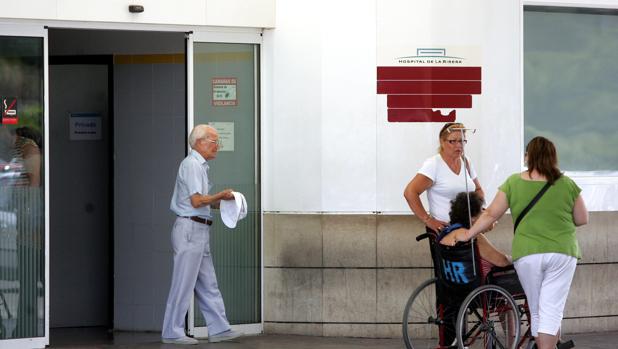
[557,339,575,349]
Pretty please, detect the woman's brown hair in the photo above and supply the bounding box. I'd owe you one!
[525,136,562,185]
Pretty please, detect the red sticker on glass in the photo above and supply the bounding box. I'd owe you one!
[1,97,18,125]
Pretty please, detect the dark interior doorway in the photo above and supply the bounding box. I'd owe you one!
[49,55,113,328]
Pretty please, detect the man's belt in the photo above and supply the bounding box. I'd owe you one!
[182,216,213,225]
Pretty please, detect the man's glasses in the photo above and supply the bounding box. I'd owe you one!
[447,139,467,145]
[204,139,222,147]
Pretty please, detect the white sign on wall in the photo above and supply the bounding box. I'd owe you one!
[69,112,102,141]
[208,121,234,151]
[264,0,524,213]
[212,78,238,106]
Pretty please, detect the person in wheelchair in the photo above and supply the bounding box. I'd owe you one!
[435,192,511,346]
[402,192,525,349]
[433,192,512,348]
[437,191,512,271]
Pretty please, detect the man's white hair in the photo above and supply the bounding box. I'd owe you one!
[188,124,216,149]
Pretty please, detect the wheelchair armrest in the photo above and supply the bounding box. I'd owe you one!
[489,264,515,274]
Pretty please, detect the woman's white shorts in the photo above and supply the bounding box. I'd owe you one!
[514,253,577,337]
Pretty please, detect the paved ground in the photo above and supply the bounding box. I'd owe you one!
[48,328,618,349]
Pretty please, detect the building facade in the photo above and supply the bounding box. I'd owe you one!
[0,0,616,348]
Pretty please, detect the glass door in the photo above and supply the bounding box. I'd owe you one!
[0,24,48,349]
[187,32,262,337]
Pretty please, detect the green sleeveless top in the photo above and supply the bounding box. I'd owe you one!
[499,173,581,261]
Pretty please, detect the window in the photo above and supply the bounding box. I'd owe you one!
[524,6,618,173]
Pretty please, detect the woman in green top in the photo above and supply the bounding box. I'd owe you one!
[440,136,588,349]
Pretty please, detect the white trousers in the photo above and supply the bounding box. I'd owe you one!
[514,253,577,337]
[162,217,230,339]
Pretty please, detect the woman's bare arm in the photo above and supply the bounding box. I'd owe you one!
[404,174,447,231]
[572,195,589,226]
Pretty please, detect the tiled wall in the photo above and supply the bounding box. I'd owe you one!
[264,212,618,337]
[113,58,186,331]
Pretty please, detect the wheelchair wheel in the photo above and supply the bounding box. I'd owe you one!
[456,285,521,349]
[516,298,533,349]
[402,278,441,349]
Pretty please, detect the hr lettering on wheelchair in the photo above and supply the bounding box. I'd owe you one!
[441,260,469,284]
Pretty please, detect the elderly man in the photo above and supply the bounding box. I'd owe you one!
[162,124,242,345]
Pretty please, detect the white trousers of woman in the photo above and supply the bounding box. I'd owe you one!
[514,252,577,337]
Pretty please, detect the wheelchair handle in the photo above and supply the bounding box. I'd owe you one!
[416,233,431,241]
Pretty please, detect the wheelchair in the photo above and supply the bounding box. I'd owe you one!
[402,232,533,349]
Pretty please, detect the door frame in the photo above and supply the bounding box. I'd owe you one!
[186,30,263,338]
[0,23,49,349]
